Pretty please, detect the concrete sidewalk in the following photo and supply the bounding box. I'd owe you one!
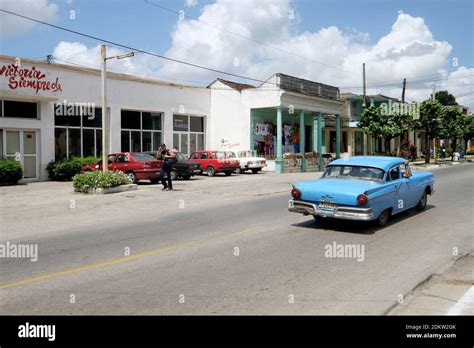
[388,253,474,315]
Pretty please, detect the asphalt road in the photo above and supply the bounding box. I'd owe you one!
[1,164,472,314]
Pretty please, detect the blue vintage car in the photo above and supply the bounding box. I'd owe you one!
[288,156,435,226]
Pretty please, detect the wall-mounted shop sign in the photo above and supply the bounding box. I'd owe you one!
[0,64,62,94]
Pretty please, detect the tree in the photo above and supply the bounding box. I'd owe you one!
[440,106,464,159]
[358,105,404,155]
[414,100,444,164]
[434,90,458,106]
[460,115,474,153]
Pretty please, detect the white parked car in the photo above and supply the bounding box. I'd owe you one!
[229,150,267,174]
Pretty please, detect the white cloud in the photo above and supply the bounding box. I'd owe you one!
[0,0,59,37]
[185,0,198,7]
[52,41,162,78]
[49,0,474,108]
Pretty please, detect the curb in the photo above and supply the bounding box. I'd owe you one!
[78,184,138,194]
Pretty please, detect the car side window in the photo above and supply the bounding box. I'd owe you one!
[107,155,115,163]
[190,153,198,159]
[116,155,125,163]
[201,153,208,159]
[388,166,400,181]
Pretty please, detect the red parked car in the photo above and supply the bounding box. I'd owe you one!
[81,152,162,184]
[189,150,240,176]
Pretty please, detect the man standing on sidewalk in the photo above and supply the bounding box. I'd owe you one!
[159,144,177,191]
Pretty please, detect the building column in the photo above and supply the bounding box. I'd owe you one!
[299,110,306,172]
[363,133,368,155]
[347,131,353,156]
[275,106,284,173]
[335,114,341,159]
[312,113,318,151]
[318,113,324,171]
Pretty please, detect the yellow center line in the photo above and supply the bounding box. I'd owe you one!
[0,226,259,290]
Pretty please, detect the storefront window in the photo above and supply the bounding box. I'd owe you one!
[142,132,152,152]
[172,115,205,155]
[142,112,161,130]
[121,110,162,152]
[121,110,141,129]
[54,105,103,159]
[190,116,203,132]
[131,131,141,152]
[2,100,38,119]
[55,128,67,160]
[68,129,81,158]
[0,130,3,156]
[173,115,189,132]
[82,129,95,157]
[82,108,102,128]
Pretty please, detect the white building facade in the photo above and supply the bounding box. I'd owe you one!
[0,55,343,180]
[0,55,211,181]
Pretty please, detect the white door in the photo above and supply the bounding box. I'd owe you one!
[4,130,38,179]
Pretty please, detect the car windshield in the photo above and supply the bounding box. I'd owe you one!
[322,165,385,182]
[213,151,236,159]
[133,153,157,161]
[238,150,256,157]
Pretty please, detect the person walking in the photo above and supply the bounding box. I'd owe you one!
[159,144,177,191]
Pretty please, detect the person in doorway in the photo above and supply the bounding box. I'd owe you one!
[159,144,177,191]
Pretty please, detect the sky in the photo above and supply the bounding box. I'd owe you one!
[1,0,473,108]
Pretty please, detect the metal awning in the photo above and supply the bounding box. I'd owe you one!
[0,91,59,102]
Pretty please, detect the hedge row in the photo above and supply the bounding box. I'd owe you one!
[0,158,23,185]
[47,157,99,181]
[73,170,131,193]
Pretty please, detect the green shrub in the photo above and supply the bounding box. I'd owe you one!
[466,150,474,155]
[73,170,131,193]
[0,158,23,185]
[47,157,99,181]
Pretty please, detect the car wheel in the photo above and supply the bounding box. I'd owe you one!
[206,167,216,177]
[251,169,259,174]
[149,178,159,184]
[235,167,242,174]
[170,170,178,181]
[377,209,390,227]
[126,171,137,184]
[224,171,232,176]
[416,190,428,211]
[182,174,191,180]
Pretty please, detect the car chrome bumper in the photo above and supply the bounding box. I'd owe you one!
[288,199,375,221]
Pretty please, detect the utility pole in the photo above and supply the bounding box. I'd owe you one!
[401,78,406,153]
[101,45,108,172]
[432,83,437,163]
[100,45,135,172]
[401,78,406,102]
[362,63,367,107]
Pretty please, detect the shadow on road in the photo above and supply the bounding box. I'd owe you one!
[291,205,436,235]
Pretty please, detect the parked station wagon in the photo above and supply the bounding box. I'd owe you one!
[189,150,240,176]
[81,152,162,184]
[288,156,435,226]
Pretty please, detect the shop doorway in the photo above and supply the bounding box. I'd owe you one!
[305,126,312,152]
[1,129,38,179]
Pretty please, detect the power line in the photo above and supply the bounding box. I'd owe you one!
[0,8,279,87]
[52,56,284,91]
[143,0,384,83]
[339,73,474,89]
